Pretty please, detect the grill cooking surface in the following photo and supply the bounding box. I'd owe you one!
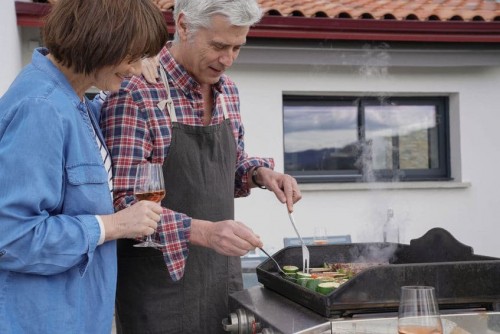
[256,228,500,318]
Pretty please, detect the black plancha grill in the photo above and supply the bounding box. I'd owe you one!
[256,228,500,318]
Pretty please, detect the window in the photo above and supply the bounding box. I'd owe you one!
[283,96,450,183]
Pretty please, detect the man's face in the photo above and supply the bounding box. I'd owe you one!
[178,14,249,85]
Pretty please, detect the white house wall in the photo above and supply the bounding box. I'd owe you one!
[229,50,500,259]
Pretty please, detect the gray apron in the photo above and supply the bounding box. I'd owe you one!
[115,67,242,334]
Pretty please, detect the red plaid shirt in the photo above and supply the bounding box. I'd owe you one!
[100,45,274,281]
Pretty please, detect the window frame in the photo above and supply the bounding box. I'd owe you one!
[283,95,451,183]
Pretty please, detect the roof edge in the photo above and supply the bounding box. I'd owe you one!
[15,1,500,43]
[252,16,500,43]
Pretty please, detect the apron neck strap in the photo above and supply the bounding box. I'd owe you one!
[158,66,177,122]
[218,94,229,120]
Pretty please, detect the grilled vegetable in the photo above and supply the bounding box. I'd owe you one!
[297,277,313,287]
[317,282,340,295]
[296,272,312,279]
[282,265,299,274]
[306,278,321,291]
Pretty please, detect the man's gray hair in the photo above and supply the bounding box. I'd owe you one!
[172,0,262,41]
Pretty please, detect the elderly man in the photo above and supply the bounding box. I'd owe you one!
[100,1,302,333]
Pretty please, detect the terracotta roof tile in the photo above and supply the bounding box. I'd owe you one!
[259,0,500,21]
[152,0,500,22]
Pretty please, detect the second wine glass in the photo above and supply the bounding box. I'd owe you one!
[133,163,165,248]
[398,286,443,334]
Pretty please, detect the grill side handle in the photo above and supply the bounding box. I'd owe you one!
[395,227,498,263]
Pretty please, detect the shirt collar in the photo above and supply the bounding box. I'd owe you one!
[158,42,226,96]
[31,47,84,109]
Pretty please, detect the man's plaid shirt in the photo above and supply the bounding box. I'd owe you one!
[100,45,274,281]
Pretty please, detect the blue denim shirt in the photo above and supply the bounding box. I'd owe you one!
[0,48,116,333]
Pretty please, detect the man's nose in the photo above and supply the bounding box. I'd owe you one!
[219,50,235,68]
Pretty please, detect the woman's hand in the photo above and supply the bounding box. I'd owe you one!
[152,0,172,11]
[141,56,160,84]
[100,200,163,241]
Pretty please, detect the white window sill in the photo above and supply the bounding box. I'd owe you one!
[298,181,471,192]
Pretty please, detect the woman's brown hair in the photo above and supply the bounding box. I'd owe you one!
[43,0,168,74]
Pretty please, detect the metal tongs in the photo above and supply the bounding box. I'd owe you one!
[259,247,288,277]
[288,211,310,273]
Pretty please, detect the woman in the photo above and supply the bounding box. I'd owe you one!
[0,0,168,333]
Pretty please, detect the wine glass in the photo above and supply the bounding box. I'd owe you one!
[398,286,443,334]
[133,163,165,248]
[313,226,328,245]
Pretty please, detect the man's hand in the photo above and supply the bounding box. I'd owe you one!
[250,167,302,213]
[190,219,263,256]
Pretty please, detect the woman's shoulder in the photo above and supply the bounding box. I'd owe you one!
[2,67,75,118]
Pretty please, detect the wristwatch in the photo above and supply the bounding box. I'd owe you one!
[252,166,266,189]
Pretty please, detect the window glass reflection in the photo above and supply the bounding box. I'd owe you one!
[365,105,438,170]
[284,105,358,171]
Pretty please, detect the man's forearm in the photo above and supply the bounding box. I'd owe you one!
[188,219,212,247]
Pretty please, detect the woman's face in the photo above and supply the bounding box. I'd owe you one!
[93,57,143,91]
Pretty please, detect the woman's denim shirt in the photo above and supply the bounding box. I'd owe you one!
[0,48,116,333]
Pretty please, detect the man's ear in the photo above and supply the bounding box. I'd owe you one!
[176,13,189,41]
